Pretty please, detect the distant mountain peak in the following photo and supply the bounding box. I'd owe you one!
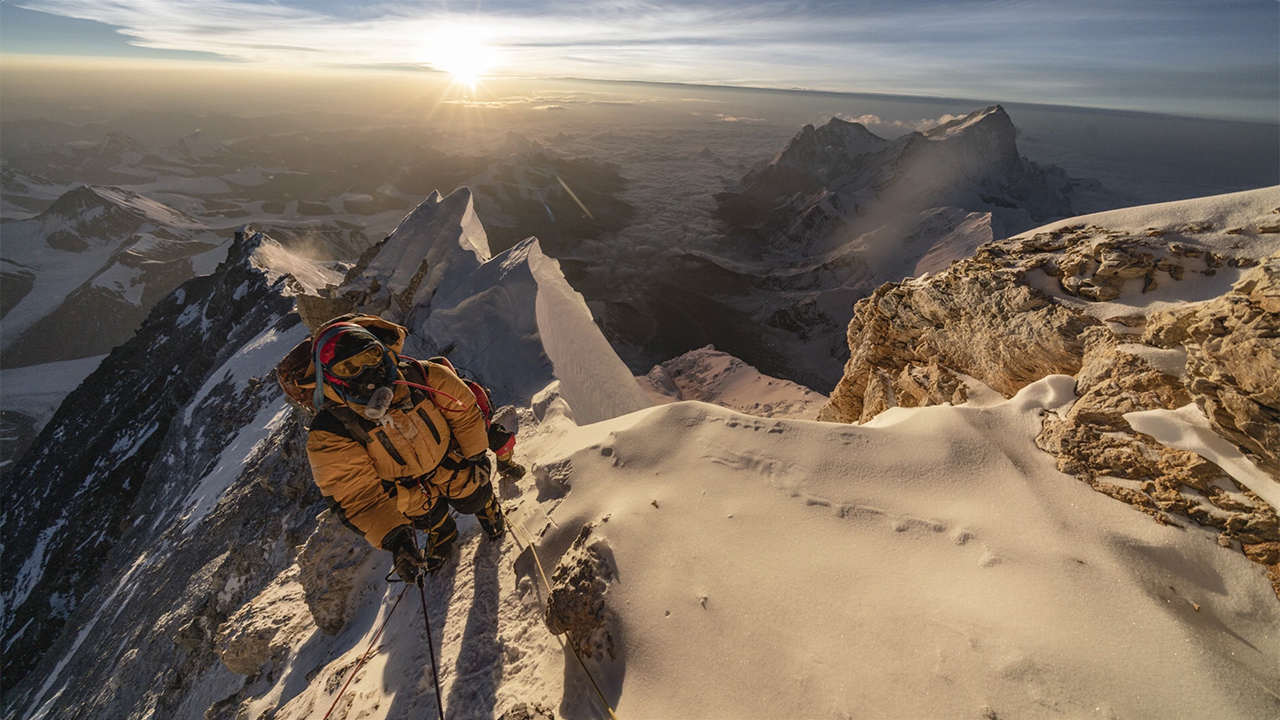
[299,187,490,327]
[39,184,203,231]
[498,131,551,157]
[923,104,1009,140]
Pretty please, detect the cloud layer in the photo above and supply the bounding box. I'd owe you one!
[11,0,1279,121]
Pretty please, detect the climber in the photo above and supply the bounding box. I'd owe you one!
[278,313,522,584]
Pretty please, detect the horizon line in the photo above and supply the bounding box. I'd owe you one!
[2,52,1275,127]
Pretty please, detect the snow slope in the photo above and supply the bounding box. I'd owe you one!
[242,372,1278,720]
[0,355,107,431]
[637,345,827,419]
[510,381,1277,718]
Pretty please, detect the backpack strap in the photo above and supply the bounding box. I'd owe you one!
[325,406,408,467]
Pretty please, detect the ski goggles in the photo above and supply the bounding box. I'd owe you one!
[329,343,385,379]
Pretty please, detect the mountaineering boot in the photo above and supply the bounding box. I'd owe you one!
[477,492,506,541]
[496,454,526,479]
[412,501,458,572]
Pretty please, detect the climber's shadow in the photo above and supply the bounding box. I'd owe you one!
[382,564,458,720]
[443,538,502,719]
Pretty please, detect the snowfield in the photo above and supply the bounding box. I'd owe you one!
[248,371,1278,720]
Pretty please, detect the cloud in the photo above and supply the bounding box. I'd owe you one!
[694,112,766,123]
[13,0,1279,121]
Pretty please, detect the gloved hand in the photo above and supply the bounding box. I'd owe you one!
[381,525,425,584]
[467,451,493,486]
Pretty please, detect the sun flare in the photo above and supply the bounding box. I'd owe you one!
[425,27,496,90]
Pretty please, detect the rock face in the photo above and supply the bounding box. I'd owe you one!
[0,229,303,690]
[2,187,648,719]
[0,229,334,714]
[214,567,315,676]
[820,189,1280,597]
[1165,263,1280,476]
[295,511,377,636]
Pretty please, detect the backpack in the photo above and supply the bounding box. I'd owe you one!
[425,355,516,457]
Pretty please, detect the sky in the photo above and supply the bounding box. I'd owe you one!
[1,1,1277,122]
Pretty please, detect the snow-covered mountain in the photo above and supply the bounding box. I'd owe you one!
[636,106,1098,389]
[721,105,1080,254]
[0,227,315,696]
[0,184,227,368]
[0,187,648,717]
[4,186,1278,720]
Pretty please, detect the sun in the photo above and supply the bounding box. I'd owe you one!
[425,27,496,91]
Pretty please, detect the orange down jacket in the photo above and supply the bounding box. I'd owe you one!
[306,358,490,547]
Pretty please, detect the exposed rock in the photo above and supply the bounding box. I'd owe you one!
[818,239,1097,424]
[1178,260,1280,477]
[545,524,619,662]
[1035,328,1277,547]
[0,229,302,688]
[294,292,357,333]
[296,510,377,635]
[819,199,1280,598]
[215,567,314,675]
[499,702,557,720]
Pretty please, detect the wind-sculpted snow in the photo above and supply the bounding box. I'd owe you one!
[1,189,652,718]
[413,228,650,421]
[342,187,492,321]
[305,189,650,421]
[528,246,652,424]
[413,236,653,421]
[8,181,1280,719]
[214,376,1278,720]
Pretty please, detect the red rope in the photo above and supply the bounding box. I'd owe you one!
[322,585,410,720]
[395,380,468,410]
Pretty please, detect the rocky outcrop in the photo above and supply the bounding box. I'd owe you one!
[1147,261,1280,476]
[819,192,1280,597]
[545,524,619,662]
[818,236,1098,423]
[215,567,314,675]
[0,229,300,690]
[295,511,377,635]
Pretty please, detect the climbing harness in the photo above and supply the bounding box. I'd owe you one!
[502,506,622,720]
[321,585,410,720]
